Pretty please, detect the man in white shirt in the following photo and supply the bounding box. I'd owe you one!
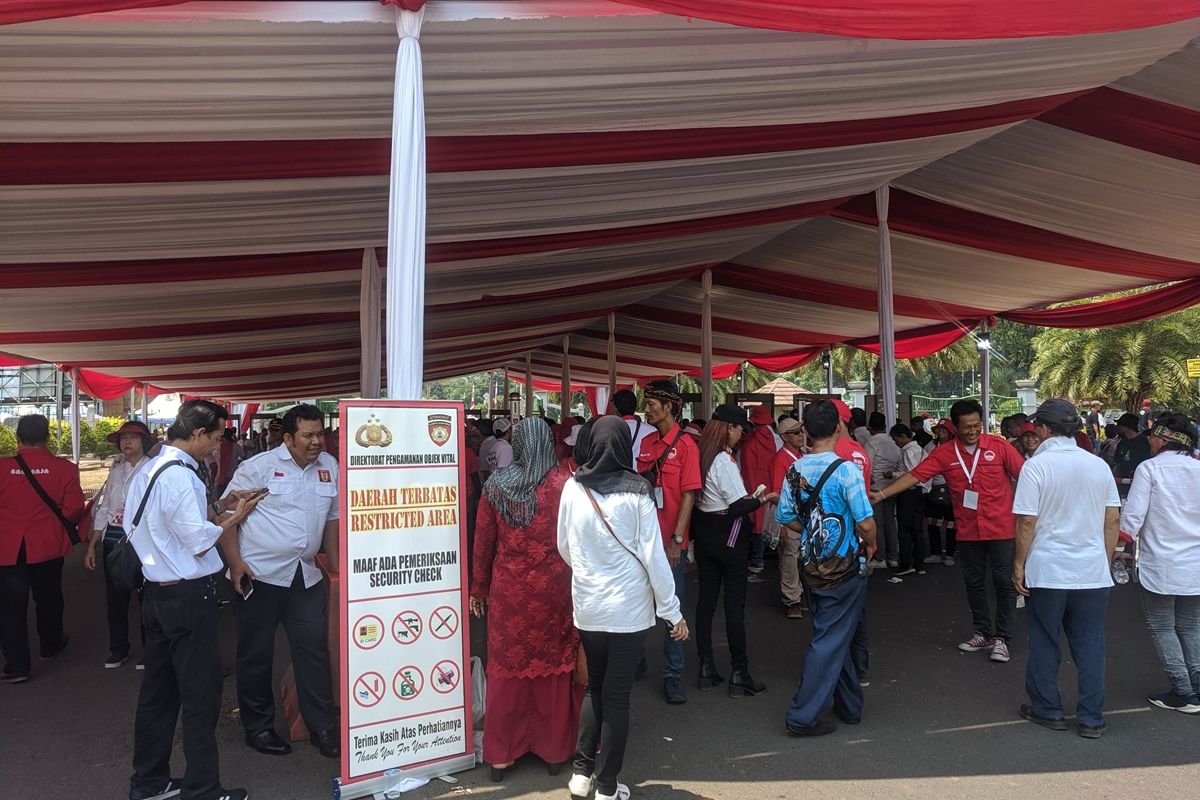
[126,400,260,800]
[614,389,653,461]
[1012,399,1120,740]
[483,417,514,479]
[864,412,902,568]
[220,404,340,760]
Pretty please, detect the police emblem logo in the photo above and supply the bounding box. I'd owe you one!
[354,414,393,448]
[318,469,332,482]
[428,413,452,447]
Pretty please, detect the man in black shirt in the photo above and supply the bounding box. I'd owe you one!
[1113,413,1151,500]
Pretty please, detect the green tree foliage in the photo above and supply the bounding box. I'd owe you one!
[1032,308,1200,413]
[0,425,16,457]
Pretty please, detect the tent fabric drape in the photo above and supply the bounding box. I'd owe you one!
[1000,277,1200,329]
[0,0,184,25]
[383,4,427,401]
[72,367,165,401]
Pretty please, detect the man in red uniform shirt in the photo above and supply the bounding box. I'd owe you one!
[0,414,85,682]
[637,380,701,705]
[873,399,1024,664]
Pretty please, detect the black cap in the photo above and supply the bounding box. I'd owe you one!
[712,404,752,432]
[1030,398,1080,429]
[1116,413,1140,431]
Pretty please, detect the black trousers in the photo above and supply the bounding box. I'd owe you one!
[692,510,751,671]
[102,533,143,656]
[958,539,1017,642]
[896,489,928,570]
[0,541,65,675]
[236,565,334,736]
[574,628,650,796]
[132,575,224,800]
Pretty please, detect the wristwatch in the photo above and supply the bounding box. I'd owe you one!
[672,533,684,544]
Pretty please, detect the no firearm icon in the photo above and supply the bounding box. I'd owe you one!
[392,610,422,645]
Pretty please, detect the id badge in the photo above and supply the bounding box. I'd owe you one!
[654,486,665,509]
[962,489,980,511]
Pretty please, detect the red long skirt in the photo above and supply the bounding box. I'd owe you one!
[483,671,585,766]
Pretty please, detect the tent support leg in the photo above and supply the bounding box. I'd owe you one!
[877,184,898,427]
[701,269,713,420]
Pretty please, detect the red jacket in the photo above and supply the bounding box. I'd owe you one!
[0,448,86,565]
[738,425,779,530]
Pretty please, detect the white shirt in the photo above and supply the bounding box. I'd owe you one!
[624,416,653,462]
[92,455,146,533]
[1012,436,1121,590]
[865,432,902,491]
[124,444,224,582]
[899,440,930,491]
[556,478,682,632]
[697,451,748,512]
[1120,452,1200,596]
[222,445,339,589]
[853,426,872,449]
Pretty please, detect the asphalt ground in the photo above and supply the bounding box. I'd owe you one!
[3,547,1197,800]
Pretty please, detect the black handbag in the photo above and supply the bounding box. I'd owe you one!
[106,460,186,592]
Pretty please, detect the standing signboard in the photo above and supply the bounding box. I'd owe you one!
[336,400,474,798]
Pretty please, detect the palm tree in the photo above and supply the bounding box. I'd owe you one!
[1032,310,1200,412]
[825,338,980,389]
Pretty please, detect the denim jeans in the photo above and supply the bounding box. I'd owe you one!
[1140,589,1200,699]
[661,560,686,679]
[787,575,868,728]
[749,532,766,570]
[1025,587,1110,727]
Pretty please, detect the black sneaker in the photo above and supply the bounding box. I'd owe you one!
[663,677,687,705]
[1148,691,1200,714]
[129,778,182,800]
[214,791,249,800]
[40,635,69,660]
[105,651,130,669]
[1,670,29,684]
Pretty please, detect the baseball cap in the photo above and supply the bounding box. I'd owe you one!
[1020,422,1036,435]
[1030,398,1080,429]
[777,417,803,436]
[492,418,512,434]
[712,404,752,432]
[830,399,852,424]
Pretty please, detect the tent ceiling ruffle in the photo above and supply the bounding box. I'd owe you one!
[1,4,1199,401]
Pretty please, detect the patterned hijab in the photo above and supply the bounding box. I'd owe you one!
[484,417,557,528]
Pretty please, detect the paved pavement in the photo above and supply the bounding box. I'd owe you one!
[3,548,1197,800]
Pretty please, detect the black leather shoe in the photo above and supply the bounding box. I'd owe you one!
[40,634,69,660]
[245,729,292,755]
[728,669,766,698]
[697,658,724,692]
[786,720,837,737]
[310,729,340,758]
[1019,704,1067,732]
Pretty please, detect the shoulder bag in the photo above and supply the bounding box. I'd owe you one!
[14,453,81,545]
[105,460,186,592]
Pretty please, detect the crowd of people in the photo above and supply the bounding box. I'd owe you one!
[1,385,1198,800]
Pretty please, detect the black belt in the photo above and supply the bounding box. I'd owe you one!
[144,573,218,589]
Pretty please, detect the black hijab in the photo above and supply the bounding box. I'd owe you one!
[573,415,653,497]
[572,418,596,467]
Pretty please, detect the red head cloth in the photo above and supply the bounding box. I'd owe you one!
[749,404,774,425]
[936,417,957,436]
[1020,422,1036,435]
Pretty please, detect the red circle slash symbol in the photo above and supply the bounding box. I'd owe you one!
[353,672,386,708]
[431,659,460,695]
[429,605,459,640]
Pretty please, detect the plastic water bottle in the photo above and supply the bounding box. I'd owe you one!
[858,555,868,577]
[1112,558,1130,585]
[383,769,402,800]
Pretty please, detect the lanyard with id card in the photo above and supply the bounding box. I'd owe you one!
[954,445,982,511]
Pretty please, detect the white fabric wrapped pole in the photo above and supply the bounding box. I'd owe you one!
[701,269,713,420]
[140,384,149,422]
[384,6,427,401]
[561,337,571,422]
[70,368,81,463]
[607,312,617,400]
[980,326,992,429]
[876,184,898,428]
[524,354,534,418]
[360,247,383,398]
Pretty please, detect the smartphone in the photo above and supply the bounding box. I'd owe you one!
[240,574,255,600]
[753,484,767,499]
[249,487,270,500]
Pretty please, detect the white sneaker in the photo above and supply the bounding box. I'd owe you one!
[923,555,943,564]
[595,784,630,800]
[942,556,955,567]
[886,559,899,569]
[569,773,594,799]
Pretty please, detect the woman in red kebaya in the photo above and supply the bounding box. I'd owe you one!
[469,418,582,781]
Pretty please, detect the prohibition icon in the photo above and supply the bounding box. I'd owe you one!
[393,665,424,701]
[352,615,384,650]
[353,672,386,708]
[431,660,460,695]
[429,605,459,640]
[391,610,422,645]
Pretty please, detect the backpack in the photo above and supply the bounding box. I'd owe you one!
[786,458,861,589]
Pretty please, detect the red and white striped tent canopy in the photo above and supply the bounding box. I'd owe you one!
[2,1,1198,400]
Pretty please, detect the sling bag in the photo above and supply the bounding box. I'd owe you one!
[105,460,187,592]
[14,453,81,545]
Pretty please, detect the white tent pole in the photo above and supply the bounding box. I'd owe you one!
[561,337,571,421]
[701,268,713,420]
[825,349,834,396]
[359,247,383,398]
[524,354,534,417]
[54,367,64,454]
[384,5,427,401]
[70,368,81,463]
[607,312,617,399]
[876,184,898,427]
[980,324,993,430]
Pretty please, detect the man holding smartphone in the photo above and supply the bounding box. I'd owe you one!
[218,404,341,759]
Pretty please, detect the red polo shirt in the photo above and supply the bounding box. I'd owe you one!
[770,446,802,495]
[636,424,701,548]
[834,437,872,485]
[909,434,1023,541]
[0,447,86,565]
